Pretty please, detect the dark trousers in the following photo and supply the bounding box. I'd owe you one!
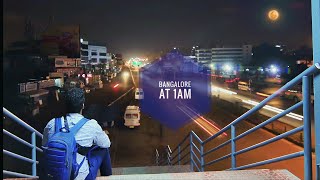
[85,147,112,180]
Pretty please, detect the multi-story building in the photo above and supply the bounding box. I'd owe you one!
[80,40,89,64]
[80,40,108,65]
[191,45,200,56]
[195,45,252,66]
[195,49,212,65]
[88,43,107,65]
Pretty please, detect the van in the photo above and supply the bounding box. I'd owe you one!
[124,106,141,128]
[135,88,144,100]
[284,86,314,103]
[238,81,252,91]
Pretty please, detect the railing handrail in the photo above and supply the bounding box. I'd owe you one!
[3,107,43,178]
[3,107,43,138]
[169,63,319,179]
[172,134,189,153]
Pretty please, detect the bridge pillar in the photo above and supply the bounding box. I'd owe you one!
[311,0,320,178]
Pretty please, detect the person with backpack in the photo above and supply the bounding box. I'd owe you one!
[41,87,112,180]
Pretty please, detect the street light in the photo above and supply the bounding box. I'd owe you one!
[270,65,278,74]
[223,64,233,72]
[122,71,130,79]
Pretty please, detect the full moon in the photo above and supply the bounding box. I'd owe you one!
[268,9,280,21]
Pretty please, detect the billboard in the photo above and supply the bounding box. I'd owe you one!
[38,79,55,89]
[56,67,82,77]
[55,58,81,68]
[41,25,80,58]
[25,82,38,92]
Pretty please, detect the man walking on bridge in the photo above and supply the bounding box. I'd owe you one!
[42,87,112,180]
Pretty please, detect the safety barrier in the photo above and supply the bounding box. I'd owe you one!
[170,63,320,180]
[156,145,173,166]
[3,107,43,178]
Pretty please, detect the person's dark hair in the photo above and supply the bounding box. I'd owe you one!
[65,88,85,113]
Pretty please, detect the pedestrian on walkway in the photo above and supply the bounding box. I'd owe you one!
[42,87,112,180]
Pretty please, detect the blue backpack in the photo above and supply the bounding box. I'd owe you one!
[42,117,89,180]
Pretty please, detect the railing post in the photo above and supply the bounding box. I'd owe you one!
[190,133,194,171]
[311,0,320,175]
[200,142,204,172]
[155,149,159,165]
[178,145,181,165]
[303,76,312,179]
[31,132,37,176]
[231,124,236,170]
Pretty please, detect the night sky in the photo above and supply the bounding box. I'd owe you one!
[3,0,312,59]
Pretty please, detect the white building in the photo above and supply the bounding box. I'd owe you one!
[195,45,252,66]
[80,40,108,65]
[195,49,211,65]
[88,43,107,65]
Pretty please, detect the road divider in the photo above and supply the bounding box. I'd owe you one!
[212,85,237,95]
[242,99,303,121]
[256,92,270,97]
[108,86,135,107]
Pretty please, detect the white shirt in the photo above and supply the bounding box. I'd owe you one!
[42,113,111,180]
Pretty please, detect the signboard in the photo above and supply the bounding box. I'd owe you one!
[49,72,64,78]
[57,67,81,77]
[39,79,55,89]
[41,25,80,58]
[18,83,26,93]
[25,82,38,92]
[55,58,81,68]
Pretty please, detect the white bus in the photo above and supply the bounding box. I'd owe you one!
[124,106,141,128]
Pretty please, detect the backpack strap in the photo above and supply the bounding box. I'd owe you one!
[54,118,62,133]
[70,118,89,135]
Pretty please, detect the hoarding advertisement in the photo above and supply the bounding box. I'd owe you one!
[25,82,38,92]
[55,58,81,67]
[41,25,80,58]
[38,79,55,89]
[140,52,211,129]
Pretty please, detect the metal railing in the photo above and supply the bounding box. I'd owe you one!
[3,107,43,178]
[155,145,173,166]
[170,63,320,180]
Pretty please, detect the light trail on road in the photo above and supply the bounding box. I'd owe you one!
[177,106,214,136]
[212,86,304,121]
[183,105,227,136]
[212,85,237,95]
[177,103,227,137]
[108,86,135,107]
[242,99,303,121]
